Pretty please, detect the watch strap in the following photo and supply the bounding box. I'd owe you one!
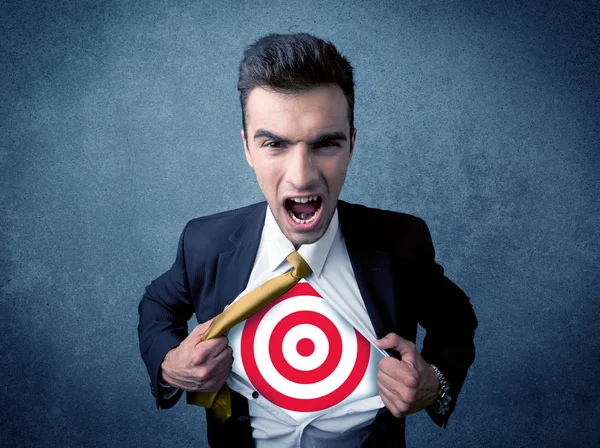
[430,364,452,415]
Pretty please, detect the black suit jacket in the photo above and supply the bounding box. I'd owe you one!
[138,200,478,447]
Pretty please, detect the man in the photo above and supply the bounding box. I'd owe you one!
[138,33,477,447]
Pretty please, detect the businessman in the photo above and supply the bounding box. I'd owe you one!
[138,33,478,447]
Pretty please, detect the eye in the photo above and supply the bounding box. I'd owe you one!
[314,141,341,151]
[264,141,284,149]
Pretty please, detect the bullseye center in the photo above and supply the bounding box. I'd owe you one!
[296,338,315,357]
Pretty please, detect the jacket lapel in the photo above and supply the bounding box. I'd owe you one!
[213,202,267,314]
[213,200,397,339]
[338,201,396,339]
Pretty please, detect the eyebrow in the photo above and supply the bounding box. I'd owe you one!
[253,129,348,146]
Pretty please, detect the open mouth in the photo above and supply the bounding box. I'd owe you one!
[284,196,323,225]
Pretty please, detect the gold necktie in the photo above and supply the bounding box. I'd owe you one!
[187,251,312,421]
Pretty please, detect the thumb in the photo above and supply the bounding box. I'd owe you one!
[374,333,416,360]
[190,317,215,339]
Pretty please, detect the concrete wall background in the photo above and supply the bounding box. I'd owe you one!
[1,0,598,446]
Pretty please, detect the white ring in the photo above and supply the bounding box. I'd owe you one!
[253,295,358,400]
[281,324,328,371]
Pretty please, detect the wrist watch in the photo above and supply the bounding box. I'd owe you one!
[430,364,452,415]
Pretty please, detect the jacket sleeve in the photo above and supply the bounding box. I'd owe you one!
[138,221,195,409]
[415,218,478,428]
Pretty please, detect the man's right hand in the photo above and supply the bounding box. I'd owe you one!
[159,318,233,392]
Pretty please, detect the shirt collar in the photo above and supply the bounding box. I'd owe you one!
[263,205,339,277]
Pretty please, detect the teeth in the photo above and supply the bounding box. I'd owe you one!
[290,196,318,203]
[289,209,319,225]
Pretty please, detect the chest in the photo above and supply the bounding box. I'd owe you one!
[227,281,385,423]
[189,247,422,344]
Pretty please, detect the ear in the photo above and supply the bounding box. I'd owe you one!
[241,129,254,168]
[348,127,357,163]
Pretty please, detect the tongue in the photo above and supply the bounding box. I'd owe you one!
[288,201,319,220]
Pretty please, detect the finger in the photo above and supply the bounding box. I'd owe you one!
[378,382,408,418]
[194,370,228,393]
[212,347,233,373]
[209,337,231,359]
[377,369,417,401]
[193,347,234,390]
[377,368,402,394]
[199,368,231,393]
[379,389,400,417]
[378,382,409,409]
[374,333,417,363]
[378,356,414,378]
[190,337,229,365]
[198,356,232,388]
[377,370,400,398]
[374,333,411,352]
[195,335,228,355]
[199,375,228,393]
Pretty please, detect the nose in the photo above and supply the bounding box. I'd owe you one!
[286,146,320,190]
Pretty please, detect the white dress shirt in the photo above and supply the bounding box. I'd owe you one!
[226,205,387,448]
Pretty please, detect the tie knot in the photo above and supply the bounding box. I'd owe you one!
[286,251,312,279]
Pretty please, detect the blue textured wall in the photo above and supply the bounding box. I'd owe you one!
[1,0,598,446]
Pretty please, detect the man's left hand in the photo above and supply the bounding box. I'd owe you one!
[374,333,439,418]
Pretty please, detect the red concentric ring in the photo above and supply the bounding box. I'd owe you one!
[240,282,371,412]
[269,310,342,384]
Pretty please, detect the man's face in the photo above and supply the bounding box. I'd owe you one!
[242,85,356,248]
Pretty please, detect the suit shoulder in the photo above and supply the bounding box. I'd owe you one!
[339,201,430,248]
[340,201,427,229]
[187,202,265,227]
[180,202,266,252]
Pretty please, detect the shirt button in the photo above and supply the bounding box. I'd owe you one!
[252,391,259,399]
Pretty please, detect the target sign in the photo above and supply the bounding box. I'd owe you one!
[229,281,382,419]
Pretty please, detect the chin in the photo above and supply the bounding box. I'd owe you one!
[286,230,325,248]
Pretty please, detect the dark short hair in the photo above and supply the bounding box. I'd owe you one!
[237,33,355,136]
